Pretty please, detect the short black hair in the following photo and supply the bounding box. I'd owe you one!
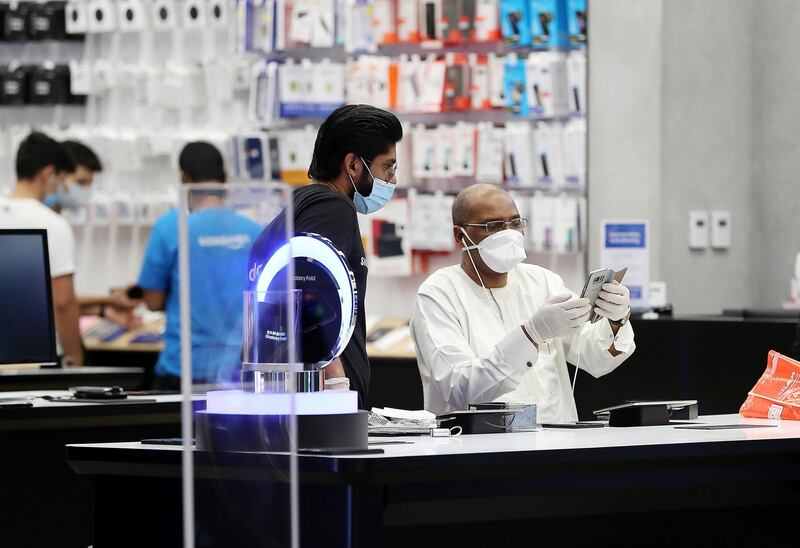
[179,141,226,183]
[15,131,75,180]
[308,105,403,182]
[62,140,103,172]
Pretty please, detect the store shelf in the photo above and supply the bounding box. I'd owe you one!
[261,41,585,61]
[378,40,585,56]
[262,110,582,131]
[400,184,585,196]
[398,110,580,125]
[0,41,85,63]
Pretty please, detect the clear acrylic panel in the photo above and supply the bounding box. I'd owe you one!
[179,182,299,548]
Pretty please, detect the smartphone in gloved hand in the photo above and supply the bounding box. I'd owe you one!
[580,268,627,323]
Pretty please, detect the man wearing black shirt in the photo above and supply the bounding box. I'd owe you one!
[250,105,403,405]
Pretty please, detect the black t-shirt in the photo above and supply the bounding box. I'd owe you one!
[249,184,370,406]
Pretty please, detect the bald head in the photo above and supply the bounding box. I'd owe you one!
[452,184,524,285]
[452,183,516,227]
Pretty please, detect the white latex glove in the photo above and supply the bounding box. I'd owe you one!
[523,293,591,344]
[324,377,351,391]
[595,281,630,321]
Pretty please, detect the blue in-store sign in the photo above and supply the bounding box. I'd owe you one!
[604,223,646,249]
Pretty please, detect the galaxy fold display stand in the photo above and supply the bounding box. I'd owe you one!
[195,232,368,452]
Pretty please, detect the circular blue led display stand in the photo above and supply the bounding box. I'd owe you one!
[199,233,368,453]
[254,233,357,369]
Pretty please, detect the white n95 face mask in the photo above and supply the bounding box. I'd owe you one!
[461,227,526,274]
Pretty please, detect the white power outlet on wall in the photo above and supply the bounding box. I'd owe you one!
[710,210,732,250]
[688,210,709,250]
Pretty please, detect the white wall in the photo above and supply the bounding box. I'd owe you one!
[658,0,754,314]
[751,0,800,308]
[588,0,664,280]
[588,0,797,314]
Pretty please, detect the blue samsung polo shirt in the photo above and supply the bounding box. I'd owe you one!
[138,208,263,381]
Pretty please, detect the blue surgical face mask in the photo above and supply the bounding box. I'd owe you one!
[348,157,395,215]
[44,189,62,209]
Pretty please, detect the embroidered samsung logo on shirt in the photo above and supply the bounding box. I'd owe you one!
[198,234,251,250]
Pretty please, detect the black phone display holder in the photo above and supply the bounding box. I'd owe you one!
[594,401,699,427]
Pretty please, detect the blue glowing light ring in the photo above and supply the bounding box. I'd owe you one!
[255,233,357,368]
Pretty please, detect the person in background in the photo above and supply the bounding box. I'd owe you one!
[0,132,83,365]
[44,139,140,325]
[249,104,403,406]
[45,139,103,213]
[410,183,636,423]
[138,142,263,390]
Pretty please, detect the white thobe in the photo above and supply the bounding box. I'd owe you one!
[409,264,636,423]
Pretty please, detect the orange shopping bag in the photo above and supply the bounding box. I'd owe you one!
[740,350,800,420]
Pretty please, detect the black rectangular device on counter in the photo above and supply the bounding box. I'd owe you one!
[593,400,699,427]
[437,409,516,434]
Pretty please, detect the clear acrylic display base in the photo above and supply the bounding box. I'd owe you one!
[241,363,324,394]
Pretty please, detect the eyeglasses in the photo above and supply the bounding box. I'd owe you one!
[461,218,528,234]
[363,158,398,181]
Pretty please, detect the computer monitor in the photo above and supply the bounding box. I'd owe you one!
[0,229,58,367]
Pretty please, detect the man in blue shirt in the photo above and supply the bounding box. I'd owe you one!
[139,142,262,389]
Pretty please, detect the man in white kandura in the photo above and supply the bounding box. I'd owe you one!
[409,184,636,423]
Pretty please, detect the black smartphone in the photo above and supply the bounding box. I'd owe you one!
[299,447,385,456]
[533,83,542,107]
[541,422,605,429]
[576,10,587,38]
[268,136,281,180]
[244,137,265,179]
[508,153,517,178]
[674,424,776,431]
[126,285,144,299]
[141,438,197,445]
[508,11,521,40]
[425,2,436,39]
[368,440,413,446]
[538,11,552,36]
[70,386,127,400]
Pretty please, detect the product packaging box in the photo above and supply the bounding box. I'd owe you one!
[530,0,569,48]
